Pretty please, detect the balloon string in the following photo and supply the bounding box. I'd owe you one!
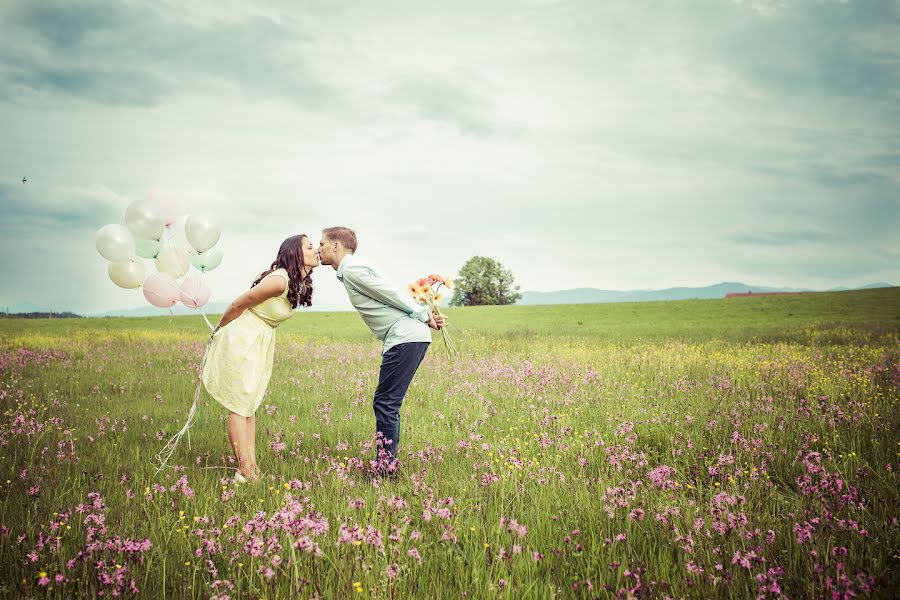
[153,234,227,474]
[195,270,214,332]
[179,272,216,333]
[199,306,215,333]
[155,332,217,474]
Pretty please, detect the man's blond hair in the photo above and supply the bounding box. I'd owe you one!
[322,227,358,253]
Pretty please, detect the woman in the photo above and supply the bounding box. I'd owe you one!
[202,234,319,482]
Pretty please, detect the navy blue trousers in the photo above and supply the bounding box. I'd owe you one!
[373,342,430,461]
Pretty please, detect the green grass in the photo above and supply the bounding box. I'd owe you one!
[0,287,898,598]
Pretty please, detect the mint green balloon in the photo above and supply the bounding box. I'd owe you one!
[190,244,223,272]
[135,237,161,259]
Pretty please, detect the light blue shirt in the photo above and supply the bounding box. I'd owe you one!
[336,255,432,354]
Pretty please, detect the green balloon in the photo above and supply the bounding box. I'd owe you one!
[135,237,161,259]
[191,244,224,272]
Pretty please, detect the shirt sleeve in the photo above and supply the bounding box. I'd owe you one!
[342,265,430,322]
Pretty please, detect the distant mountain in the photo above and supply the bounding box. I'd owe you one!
[5,282,894,315]
[823,283,894,292]
[94,301,352,317]
[516,282,894,306]
[854,282,895,290]
[6,301,53,314]
[95,302,231,318]
[1,311,83,319]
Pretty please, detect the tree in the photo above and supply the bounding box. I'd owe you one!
[450,256,521,306]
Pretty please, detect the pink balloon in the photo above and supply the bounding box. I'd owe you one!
[143,273,180,308]
[180,274,210,308]
[145,188,180,229]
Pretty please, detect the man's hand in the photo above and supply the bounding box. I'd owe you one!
[427,313,447,330]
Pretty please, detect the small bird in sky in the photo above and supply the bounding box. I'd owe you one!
[22,177,27,184]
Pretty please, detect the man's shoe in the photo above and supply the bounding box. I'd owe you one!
[365,468,399,483]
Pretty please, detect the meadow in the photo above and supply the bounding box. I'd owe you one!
[1,288,898,599]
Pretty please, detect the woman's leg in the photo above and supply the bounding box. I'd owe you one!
[226,412,256,479]
[245,415,260,477]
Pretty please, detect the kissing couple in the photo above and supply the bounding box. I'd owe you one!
[201,226,447,483]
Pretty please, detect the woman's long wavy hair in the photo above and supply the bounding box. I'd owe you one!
[251,234,313,308]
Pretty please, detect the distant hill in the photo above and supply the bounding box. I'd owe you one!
[95,302,231,318]
[5,282,895,315]
[516,282,895,306]
[0,311,83,319]
[4,300,353,318]
[834,282,895,291]
[93,302,348,317]
[5,302,57,314]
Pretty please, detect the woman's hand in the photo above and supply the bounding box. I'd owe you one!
[216,275,288,329]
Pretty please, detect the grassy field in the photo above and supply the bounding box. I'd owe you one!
[1,288,898,598]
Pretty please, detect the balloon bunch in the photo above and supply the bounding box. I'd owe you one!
[95,195,224,315]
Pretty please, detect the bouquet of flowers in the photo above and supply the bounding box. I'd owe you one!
[408,273,458,356]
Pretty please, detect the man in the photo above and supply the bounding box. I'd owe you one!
[318,226,445,475]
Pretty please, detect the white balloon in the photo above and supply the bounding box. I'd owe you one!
[95,224,135,262]
[185,215,221,253]
[125,200,164,241]
[108,259,146,289]
[190,244,224,272]
[170,214,193,252]
[155,246,191,278]
[135,237,161,259]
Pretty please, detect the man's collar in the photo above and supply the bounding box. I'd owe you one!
[335,253,353,280]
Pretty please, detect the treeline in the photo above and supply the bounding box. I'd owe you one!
[1,312,83,319]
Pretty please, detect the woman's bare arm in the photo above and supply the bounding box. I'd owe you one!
[216,275,287,330]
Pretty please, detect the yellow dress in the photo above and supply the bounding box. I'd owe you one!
[202,269,294,417]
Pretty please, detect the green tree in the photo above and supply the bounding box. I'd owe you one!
[450,256,521,306]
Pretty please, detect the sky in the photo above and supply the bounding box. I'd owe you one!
[1,0,898,314]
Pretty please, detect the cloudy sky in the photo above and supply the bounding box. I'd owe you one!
[1,0,898,314]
